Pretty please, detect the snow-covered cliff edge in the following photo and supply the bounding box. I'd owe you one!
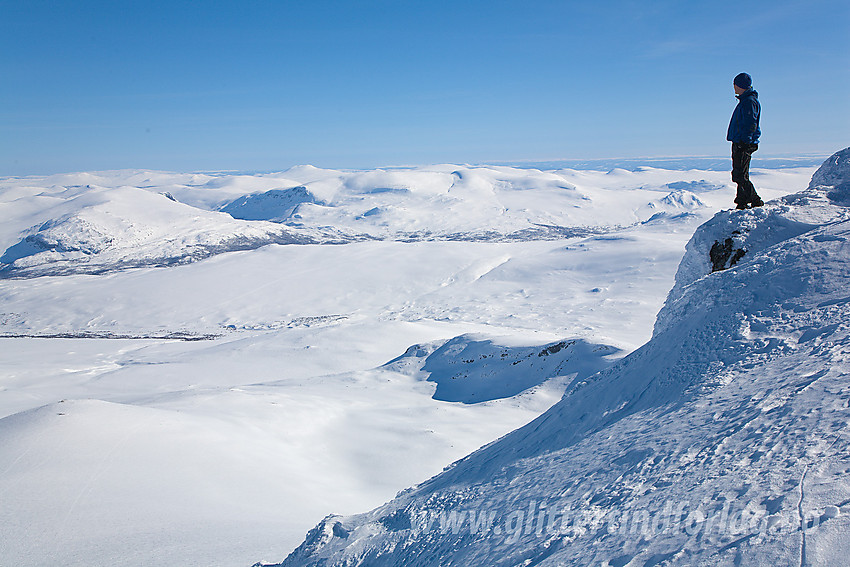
[266,148,850,567]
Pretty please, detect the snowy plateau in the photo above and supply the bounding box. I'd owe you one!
[0,152,845,567]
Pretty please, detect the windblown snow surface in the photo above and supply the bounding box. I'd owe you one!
[0,158,825,566]
[270,150,850,567]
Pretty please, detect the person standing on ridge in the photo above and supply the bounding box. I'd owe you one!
[727,72,763,209]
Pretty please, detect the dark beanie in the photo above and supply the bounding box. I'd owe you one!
[734,72,753,89]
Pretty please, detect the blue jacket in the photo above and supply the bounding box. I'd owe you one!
[727,88,761,144]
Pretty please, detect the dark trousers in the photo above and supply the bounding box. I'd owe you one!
[731,142,761,206]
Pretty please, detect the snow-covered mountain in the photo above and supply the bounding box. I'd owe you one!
[268,149,850,567]
[0,164,803,278]
[0,182,318,277]
[0,159,822,566]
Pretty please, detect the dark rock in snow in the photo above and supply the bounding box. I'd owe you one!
[709,238,746,272]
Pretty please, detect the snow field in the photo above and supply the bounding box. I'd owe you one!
[0,161,817,566]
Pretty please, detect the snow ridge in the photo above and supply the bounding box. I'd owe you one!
[267,148,850,567]
[385,335,621,404]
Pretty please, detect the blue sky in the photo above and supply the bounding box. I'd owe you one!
[2,0,847,175]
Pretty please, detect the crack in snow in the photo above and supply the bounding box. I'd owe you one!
[798,464,809,567]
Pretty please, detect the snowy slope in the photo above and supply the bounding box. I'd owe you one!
[0,161,817,567]
[271,150,850,567]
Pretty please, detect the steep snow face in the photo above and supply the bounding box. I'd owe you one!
[659,150,850,337]
[272,149,850,567]
[809,147,850,196]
